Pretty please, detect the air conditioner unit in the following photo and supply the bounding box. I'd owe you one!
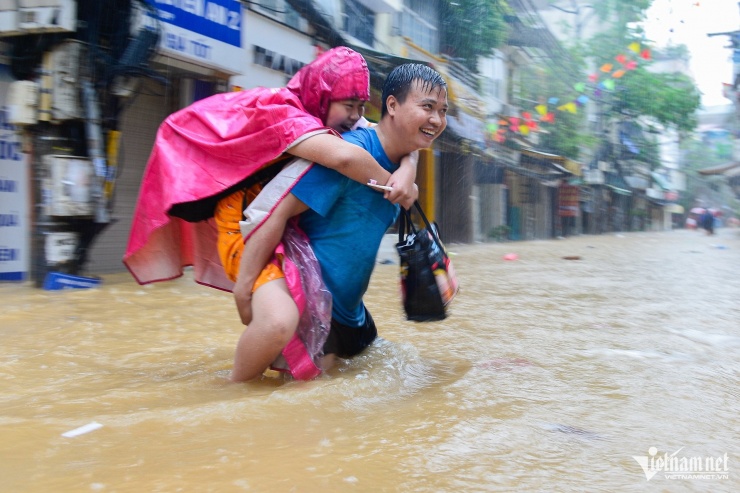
[7,80,39,125]
[42,154,94,217]
[18,0,76,34]
[50,39,85,120]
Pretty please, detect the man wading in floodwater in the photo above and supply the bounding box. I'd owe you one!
[231,63,449,381]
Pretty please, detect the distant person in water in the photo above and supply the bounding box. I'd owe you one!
[700,208,715,235]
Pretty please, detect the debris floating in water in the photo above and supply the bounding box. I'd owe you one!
[562,256,581,260]
[543,423,604,440]
[62,422,103,438]
[503,253,518,261]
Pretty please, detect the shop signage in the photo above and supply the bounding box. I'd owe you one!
[252,45,305,78]
[154,0,243,74]
[0,66,28,281]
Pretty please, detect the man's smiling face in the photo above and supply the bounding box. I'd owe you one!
[390,80,448,152]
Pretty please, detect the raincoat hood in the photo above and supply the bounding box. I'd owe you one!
[287,46,370,124]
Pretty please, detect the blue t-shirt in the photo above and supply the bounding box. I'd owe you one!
[290,127,399,326]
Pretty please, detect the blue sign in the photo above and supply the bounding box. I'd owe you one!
[154,0,241,47]
[0,102,27,281]
[153,0,244,74]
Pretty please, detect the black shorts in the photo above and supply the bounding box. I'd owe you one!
[322,308,377,359]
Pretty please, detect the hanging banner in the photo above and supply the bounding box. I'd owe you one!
[0,63,29,281]
[153,0,243,74]
[559,184,580,217]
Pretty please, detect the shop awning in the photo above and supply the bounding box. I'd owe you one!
[520,148,566,163]
[486,146,569,182]
[624,175,649,190]
[651,171,672,191]
[550,162,572,175]
[698,162,740,176]
[664,204,684,214]
[520,148,573,177]
[605,171,633,195]
[564,158,583,177]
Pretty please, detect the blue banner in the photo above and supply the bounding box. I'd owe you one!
[154,0,241,48]
[0,65,28,282]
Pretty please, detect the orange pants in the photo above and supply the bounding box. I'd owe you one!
[214,186,284,292]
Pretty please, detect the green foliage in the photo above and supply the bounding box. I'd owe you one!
[488,224,511,241]
[521,0,701,161]
[617,68,700,132]
[548,0,652,44]
[439,0,510,71]
[537,108,586,159]
[576,1,701,133]
[515,62,590,159]
[588,0,652,25]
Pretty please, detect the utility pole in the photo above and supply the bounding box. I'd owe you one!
[708,2,740,198]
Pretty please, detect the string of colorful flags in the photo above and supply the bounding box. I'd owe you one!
[489,42,652,143]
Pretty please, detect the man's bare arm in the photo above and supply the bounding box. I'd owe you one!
[233,194,309,325]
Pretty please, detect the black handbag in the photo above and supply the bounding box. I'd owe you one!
[396,201,459,322]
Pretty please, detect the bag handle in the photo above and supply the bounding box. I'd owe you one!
[397,208,413,241]
[398,201,447,256]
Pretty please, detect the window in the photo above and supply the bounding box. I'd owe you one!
[400,0,439,53]
[250,0,308,32]
[344,0,375,46]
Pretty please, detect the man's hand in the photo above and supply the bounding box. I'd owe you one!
[385,150,419,209]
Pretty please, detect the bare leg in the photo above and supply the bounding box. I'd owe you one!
[230,278,300,382]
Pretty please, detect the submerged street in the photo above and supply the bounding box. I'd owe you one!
[2,228,739,492]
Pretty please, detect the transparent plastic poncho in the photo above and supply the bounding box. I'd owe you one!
[276,221,332,378]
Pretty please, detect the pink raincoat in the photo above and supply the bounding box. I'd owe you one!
[123,47,369,291]
[123,47,370,380]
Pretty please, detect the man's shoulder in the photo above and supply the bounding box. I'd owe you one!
[341,126,376,147]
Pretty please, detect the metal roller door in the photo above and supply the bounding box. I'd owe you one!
[86,80,174,274]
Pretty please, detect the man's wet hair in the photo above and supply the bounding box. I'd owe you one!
[381,63,447,117]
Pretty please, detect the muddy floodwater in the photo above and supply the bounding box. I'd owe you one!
[2,229,739,492]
